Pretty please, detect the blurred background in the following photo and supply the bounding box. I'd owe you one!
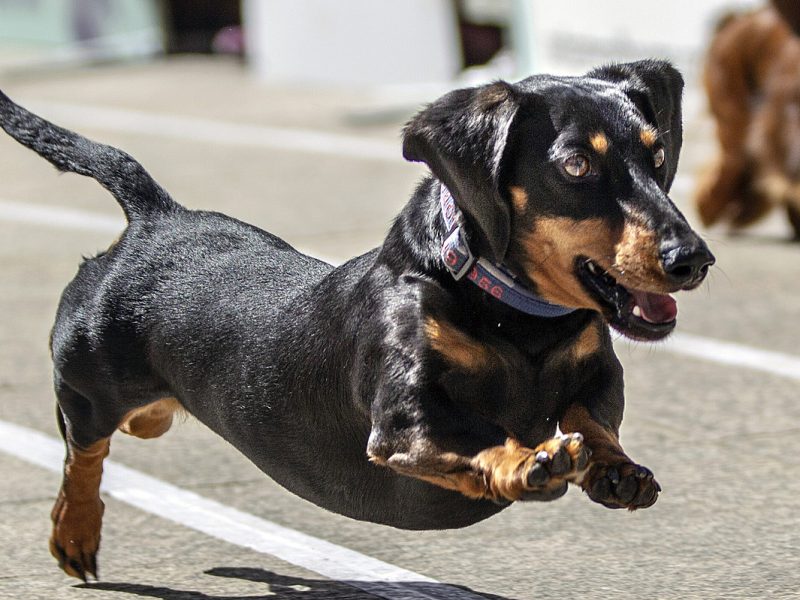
[2,2,799,600]
[0,0,761,81]
[1,0,782,257]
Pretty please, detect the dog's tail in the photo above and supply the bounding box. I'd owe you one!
[0,90,178,221]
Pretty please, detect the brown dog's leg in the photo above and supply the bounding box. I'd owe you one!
[696,157,756,227]
[51,393,183,580]
[50,424,109,581]
[370,433,590,504]
[697,12,762,229]
[560,404,660,510]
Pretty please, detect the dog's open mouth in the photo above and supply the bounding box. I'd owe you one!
[577,257,677,341]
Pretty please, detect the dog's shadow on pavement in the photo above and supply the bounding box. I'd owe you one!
[79,566,519,600]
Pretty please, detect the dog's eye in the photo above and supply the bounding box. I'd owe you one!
[562,154,591,178]
[653,147,665,169]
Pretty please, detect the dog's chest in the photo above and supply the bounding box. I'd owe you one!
[438,322,605,444]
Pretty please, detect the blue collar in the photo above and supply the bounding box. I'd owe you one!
[438,185,575,318]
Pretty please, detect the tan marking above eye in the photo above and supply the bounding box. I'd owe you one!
[509,186,528,213]
[640,127,658,147]
[589,133,609,154]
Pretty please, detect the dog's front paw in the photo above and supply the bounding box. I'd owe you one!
[583,462,660,510]
[49,489,104,581]
[514,433,591,502]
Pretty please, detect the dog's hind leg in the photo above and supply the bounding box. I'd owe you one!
[50,392,109,581]
[697,14,761,229]
[51,386,183,580]
[48,373,139,581]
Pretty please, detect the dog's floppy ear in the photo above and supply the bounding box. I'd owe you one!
[403,81,520,263]
[588,60,684,191]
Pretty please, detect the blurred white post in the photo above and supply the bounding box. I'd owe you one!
[525,0,760,78]
[509,0,536,78]
[243,0,462,86]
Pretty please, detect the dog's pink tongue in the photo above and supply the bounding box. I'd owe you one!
[631,291,677,324]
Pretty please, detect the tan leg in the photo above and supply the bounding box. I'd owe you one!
[51,397,183,580]
[50,438,109,581]
[371,434,590,504]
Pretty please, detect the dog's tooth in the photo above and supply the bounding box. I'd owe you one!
[632,305,642,318]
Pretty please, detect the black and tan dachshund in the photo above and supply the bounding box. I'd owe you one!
[0,59,714,581]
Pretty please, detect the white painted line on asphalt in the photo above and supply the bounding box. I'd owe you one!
[658,332,800,381]
[24,100,402,162]
[0,419,486,600]
[0,199,342,263]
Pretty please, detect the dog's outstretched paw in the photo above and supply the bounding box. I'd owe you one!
[584,462,660,510]
[517,433,591,502]
[49,490,103,581]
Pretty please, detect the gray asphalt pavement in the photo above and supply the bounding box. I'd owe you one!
[1,57,798,600]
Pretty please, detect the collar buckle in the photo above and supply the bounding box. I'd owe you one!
[441,226,476,281]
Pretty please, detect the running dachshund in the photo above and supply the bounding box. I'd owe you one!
[0,59,714,581]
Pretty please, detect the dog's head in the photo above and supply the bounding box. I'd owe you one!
[403,60,714,341]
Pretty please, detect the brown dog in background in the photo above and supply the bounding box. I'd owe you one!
[696,0,800,238]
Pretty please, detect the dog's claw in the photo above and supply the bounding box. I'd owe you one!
[68,558,87,582]
[549,447,571,475]
[574,446,590,471]
[607,467,620,485]
[634,482,658,508]
[84,552,98,580]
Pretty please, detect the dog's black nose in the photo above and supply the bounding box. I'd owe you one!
[661,240,715,286]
